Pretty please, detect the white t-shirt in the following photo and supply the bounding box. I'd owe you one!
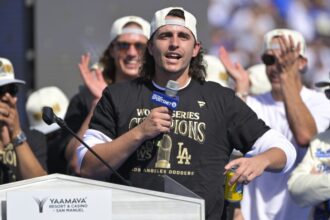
[241,87,330,220]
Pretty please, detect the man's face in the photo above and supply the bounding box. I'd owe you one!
[262,37,284,89]
[111,28,148,81]
[148,18,200,76]
[262,37,306,90]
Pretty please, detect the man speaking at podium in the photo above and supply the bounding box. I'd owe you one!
[76,7,296,220]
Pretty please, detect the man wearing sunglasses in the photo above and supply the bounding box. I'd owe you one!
[220,29,330,220]
[64,16,150,175]
[0,57,47,184]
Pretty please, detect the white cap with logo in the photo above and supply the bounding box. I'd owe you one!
[109,16,150,43]
[263,29,306,58]
[204,55,228,87]
[150,7,197,40]
[26,86,69,134]
[0,57,25,86]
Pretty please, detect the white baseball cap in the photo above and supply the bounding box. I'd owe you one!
[109,16,150,43]
[263,29,306,58]
[150,7,197,40]
[26,86,69,134]
[247,64,271,95]
[204,55,228,87]
[0,57,25,86]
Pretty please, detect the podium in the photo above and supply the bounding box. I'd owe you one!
[0,174,205,220]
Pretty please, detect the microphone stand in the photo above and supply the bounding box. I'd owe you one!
[55,117,132,186]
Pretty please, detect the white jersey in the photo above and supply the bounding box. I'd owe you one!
[241,87,330,220]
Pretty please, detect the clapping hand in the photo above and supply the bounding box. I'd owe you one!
[219,47,250,95]
[78,53,107,100]
[0,93,21,146]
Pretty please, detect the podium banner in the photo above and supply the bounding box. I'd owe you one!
[6,190,112,220]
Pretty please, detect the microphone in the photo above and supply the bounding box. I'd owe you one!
[42,106,132,186]
[151,80,179,169]
[165,80,179,100]
[151,80,179,110]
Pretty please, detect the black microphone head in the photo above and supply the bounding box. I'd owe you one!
[42,106,55,125]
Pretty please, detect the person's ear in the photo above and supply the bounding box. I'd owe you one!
[192,41,201,57]
[147,41,154,56]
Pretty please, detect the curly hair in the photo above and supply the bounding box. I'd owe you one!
[99,44,116,84]
[140,8,206,83]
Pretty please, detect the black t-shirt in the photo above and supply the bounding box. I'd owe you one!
[27,128,48,171]
[90,78,269,220]
[0,128,47,184]
[65,85,94,134]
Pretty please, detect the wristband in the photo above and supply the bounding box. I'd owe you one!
[12,131,27,148]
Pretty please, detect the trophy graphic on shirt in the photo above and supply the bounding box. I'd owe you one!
[155,134,172,169]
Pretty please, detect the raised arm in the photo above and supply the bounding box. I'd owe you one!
[274,35,317,146]
[65,53,107,175]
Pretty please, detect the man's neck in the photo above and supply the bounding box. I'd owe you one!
[153,68,191,88]
[271,89,283,101]
[115,71,136,83]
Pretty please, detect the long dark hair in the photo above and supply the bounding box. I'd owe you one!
[140,9,206,83]
[99,44,116,84]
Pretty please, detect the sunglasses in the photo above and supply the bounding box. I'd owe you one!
[325,89,330,100]
[0,84,18,97]
[114,41,146,53]
[261,54,276,66]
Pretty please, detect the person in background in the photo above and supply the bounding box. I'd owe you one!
[288,79,330,220]
[64,16,150,175]
[26,86,69,174]
[0,57,47,183]
[220,28,330,220]
[77,7,296,219]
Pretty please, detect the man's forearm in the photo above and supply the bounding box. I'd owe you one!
[16,142,47,179]
[79,126,147,180]
[285,103,317,146]
[257,147,287,171]
[282,80,317,146]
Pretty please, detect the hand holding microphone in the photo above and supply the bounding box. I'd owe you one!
[149,80,179,169]
[139,106,172,140]
[148,80,179,137]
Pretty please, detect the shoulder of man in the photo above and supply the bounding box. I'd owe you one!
[106,77,148,94]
